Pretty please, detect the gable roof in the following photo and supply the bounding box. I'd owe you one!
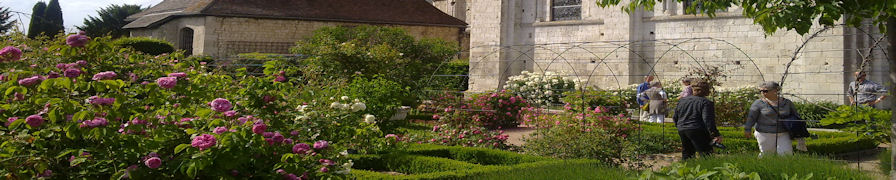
[124,0,467,29]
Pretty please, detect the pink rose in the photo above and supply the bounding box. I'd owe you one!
[191,134,217,151]
[144,157,162,168]
[66,33,90,47]
[156,77,177,89]
[0,46,22,62]
[209,98,232,112]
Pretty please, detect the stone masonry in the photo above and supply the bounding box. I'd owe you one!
[431,0,890,104]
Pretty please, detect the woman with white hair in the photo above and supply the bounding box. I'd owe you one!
[744,81,803,156]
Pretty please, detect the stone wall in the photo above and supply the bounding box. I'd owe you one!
[439,0,890,104]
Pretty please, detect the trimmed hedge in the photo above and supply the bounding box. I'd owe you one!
[636,123,879,155]
[686,154,872,179]
[112,37,175,55]
[350,144,618,179]
[408,144,550,165]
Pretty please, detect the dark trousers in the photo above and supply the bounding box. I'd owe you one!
[678,129,713,160]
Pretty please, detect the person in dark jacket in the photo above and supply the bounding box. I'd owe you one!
[672,79,722,160]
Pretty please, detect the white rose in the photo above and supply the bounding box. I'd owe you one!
[330,102,341,109]
[296,105,307,112]
[341,103,351,110]
[351,102,367,112]
[341,96,350,101]
[364,114,376,124]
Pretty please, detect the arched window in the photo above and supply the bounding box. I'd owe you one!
[180,27,194,56]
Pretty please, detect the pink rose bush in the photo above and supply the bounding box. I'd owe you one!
[0,35,384,179]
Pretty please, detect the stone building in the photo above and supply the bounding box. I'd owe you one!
[430,0,890,104]
[124,0,466,57]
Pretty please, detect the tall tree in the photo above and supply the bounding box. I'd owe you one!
[26,1,46,38]
[77,4,144,38]
[596,0,896,177]
[44,0,63,35]
[0,7,16,34]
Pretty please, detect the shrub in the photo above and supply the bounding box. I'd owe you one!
[708,87,758,126]
[561,88,635,115]
[425,91,531,130]
[641,163,760,179]
[292,25,458,103]
[503,71,577,107]
[793,101,838,122]
[424,59,468,92]
[344,76,411,132]
[820,105,891,143]
[0,32,391,179]
[112,37,174,55]
[522,110,637,165]
[403,123,510,149]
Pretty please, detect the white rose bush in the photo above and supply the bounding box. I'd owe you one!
[503,71,578,107]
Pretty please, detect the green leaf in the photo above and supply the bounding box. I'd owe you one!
[186,162,198,178]
[174,144,191,154]
[70,157,87,167]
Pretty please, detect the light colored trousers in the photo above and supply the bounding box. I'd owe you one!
[639,109,650,122]
[754,131,793,157]
[648,114,665,123]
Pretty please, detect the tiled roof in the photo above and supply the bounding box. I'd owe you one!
[124,0,466,29]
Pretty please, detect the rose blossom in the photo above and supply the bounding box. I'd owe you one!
[156,77,177,89]
[17,75,43,86]
[209,98,232,112]
[25,114,43,127]
[213,126,228,134]
[92,71,117,80]
[313,140,329,149]
[292,143,311,154]
[168,72,187,78]
[144,157,162,168]
[66,32,90,47]
[191,134,217,151]
[64,68,82,78]
[252,123,267,134]
[0,46,22,61]
[87,96,115,106]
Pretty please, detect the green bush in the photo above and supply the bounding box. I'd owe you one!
[522,125,632,165]
[708,88,759,126]
[345,76,411,132]
[424,59,468,92]
[793,101,838,122]
[683,154,872,180]
[292,25,459,104]
[561,88,635,115]
[820,105,892,143]
[111,37,175,55]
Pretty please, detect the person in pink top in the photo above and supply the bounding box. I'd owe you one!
[677,78,693,100]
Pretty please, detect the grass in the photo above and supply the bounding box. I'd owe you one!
[880,149,892,175]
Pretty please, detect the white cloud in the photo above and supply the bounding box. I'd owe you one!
[3,0,163,33]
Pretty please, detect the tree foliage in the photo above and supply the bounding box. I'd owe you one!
[77,4,144,38]
[44,0,63,35]
[596,0,896,34]
[26,2,46,38]
[0,7,15,34]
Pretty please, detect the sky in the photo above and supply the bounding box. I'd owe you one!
[3,0,163,33]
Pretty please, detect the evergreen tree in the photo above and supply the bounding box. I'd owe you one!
[26,1,46,38]
[44,0,63,35]
[0,7,15,34]
[77,4,144,38]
